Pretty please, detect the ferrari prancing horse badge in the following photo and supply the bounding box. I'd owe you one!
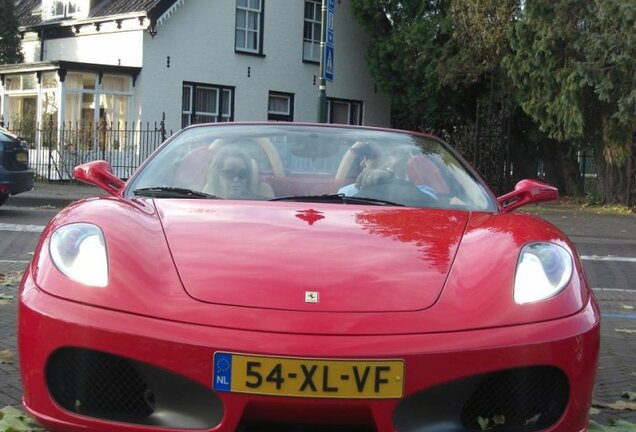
[305,291,319,303]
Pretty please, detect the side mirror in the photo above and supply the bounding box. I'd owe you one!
[497,179,558,212]
[74,160,125,196]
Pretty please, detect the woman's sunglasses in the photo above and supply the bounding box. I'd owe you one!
[220,168,248,180]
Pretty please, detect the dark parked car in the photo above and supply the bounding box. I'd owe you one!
[0,126,34,206]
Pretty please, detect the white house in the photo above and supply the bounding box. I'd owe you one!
[0,0,391,136]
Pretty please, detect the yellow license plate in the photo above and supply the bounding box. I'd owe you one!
[16,152,27,162]
[213,352,404,399]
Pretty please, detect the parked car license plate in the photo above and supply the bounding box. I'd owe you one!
[213,352,404,398]
[16,152,27,162]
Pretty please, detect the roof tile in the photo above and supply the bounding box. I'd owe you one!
[15,0,165,28]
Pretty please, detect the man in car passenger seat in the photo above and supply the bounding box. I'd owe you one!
[384,149,438,200]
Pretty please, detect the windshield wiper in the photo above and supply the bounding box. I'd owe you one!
[133,187,219,199]
[269,194,403,207]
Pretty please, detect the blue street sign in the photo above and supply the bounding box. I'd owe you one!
[327,10,334,30]
[324,0,335,81]
[325,45,334,81]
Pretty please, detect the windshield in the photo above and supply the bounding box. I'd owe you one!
[127,123,496,211]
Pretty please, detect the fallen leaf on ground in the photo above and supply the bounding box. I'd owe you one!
[0,405,46,431]
[623,391,636,401]
[607,400,636,411]
[589,419,636,431]
[594,400,636,411]
[589,407,601,415]
[0,272,22,287]
[0,350,14,365]
[0,294,13,305]
[615,329,636,335]
[622,305,635,310]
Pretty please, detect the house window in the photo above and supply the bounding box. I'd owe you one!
[182,83,234,127]
[235,0,263,54]
[62,72,133,138]
[64,73,96,127]
[100,75,132,127]
[62,72,133,148]
[303,0,321,62]
[42,0,89,20]
[267,92,293,122]
[2,74,38,133]
[327,98,363,125]
[63,73,133,126]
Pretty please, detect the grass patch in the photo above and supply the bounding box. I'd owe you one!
[523,198,634,216]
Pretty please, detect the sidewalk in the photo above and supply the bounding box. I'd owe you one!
[4,181,105,209]
[1,184,635,427]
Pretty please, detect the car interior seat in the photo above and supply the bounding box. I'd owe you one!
[407,155,450,195]
[249,158,275,198]
[173,147,215,191]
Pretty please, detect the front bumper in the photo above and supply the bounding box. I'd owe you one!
[19,274,600,432]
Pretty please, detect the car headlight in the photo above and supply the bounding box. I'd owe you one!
[49,223,109,287]
[514,242,573,304]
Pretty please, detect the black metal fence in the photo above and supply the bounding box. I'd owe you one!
[1,117,171,181]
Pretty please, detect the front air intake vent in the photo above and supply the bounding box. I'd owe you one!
[460,366,569,431]
[46,347,223,429]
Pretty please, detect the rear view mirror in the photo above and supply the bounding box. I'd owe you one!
[497,179,558,212]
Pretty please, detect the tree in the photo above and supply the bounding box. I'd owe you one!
[0,0,24,65]
[505,0,635,202]
[583,0,636,204]
[350,0,520,130]
[350,1,451,131]
[352,0,634,201]
[351,0,542,194]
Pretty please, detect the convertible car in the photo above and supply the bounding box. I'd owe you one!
[19,123,599,432]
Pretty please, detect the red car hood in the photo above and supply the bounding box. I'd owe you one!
[156,201,468,313]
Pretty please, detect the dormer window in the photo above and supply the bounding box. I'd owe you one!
[42,0,89,20]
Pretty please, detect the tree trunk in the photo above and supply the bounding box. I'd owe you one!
[508,113,541,183]
[541,141,583,196]
[595,147,631,205]
[629,137,636,209]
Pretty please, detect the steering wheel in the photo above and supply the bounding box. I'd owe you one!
[209,137,285,177]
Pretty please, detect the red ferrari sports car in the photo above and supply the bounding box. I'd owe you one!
[19,123,599,432]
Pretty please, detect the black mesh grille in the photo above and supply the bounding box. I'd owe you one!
[460,366,569,431]
[45,347,223,428]
[47,348,154,419]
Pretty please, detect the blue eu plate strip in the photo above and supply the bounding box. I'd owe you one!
[213,352,232,392]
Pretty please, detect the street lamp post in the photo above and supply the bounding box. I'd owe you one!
[317,0,328,123]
